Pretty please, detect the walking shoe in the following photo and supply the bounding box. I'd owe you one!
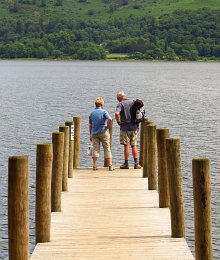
[109,165,115,171]
[120,163,129,169]
[93,166,98,171]
[134,164,141,169]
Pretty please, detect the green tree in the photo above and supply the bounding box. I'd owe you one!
[4,42,27,58]
[165,48,178,60]
[182,49,199,60]
[76,45,105,60]
[196,43,211,57]
[55,0,63,6]
[40,0,46,7]
[212,45,220,57]
[16,20,24,34]
[33,46,48,58]
[152,47,164,59]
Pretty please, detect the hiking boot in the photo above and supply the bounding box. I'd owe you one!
[109,165,115,171]
[120,163,129,169]
[134,164,141,169]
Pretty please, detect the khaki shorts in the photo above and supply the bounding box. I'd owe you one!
[92,130,112,158]
[120,130,138,146]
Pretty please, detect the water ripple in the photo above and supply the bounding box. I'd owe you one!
[0,60,220,259]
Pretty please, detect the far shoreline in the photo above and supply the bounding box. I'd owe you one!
[0,58,220,62]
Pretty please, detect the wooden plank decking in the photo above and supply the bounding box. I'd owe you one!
[30,167,194,260]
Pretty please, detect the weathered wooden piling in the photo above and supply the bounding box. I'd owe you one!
[142,119,151,178]
[192,158,212,260]
[157,128,170,208]
[166,138,185,238]
[139,119,148,167]
[8,156,29,260]
[146,123,157,189]
[65,121,74,178]
[51,132,64,212]
[36,143,53,244]
[139,120,145,167]
[104,120,113,167]
[73,116,81,168]
[109,119,113,149]
[59,126,69,191]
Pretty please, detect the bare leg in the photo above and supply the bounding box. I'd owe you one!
[131,145,138,159]
[132,145,141,169]
[92,157,98,169]
[124,144,130,160]
[105,158,112,166]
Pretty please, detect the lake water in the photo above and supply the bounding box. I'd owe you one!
[0,60,220,259]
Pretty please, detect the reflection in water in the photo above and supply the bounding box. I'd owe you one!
[0,60,220,259]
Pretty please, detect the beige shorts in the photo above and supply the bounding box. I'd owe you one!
[92,130,112,158]
[120,130,138,146]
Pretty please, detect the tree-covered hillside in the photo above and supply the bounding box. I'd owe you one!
[1,0,220,19]
[0,0,220,60]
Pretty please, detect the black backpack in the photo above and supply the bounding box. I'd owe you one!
[130,99,146,123]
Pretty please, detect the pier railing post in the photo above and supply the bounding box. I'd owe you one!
[146,123,157,190]
[166,138,185,238]
[65,121,74,178]
[139,120,144,167]
[157,128,170,208]
[36,143,53,244]
[109,119,113,149]
[192,158,212,260]
[51,132,64,212]
[104,119,113,167]
[8,156,29,260]
[142,119,151,178]
[59,126,69,191]
[73,116,81,168]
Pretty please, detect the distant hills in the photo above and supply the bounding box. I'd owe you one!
[1,0,220,19]
[0,0,220,60]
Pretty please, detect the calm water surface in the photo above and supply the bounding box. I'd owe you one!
[0,60,220,259]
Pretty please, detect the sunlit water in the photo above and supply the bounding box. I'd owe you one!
[0,60,219,259]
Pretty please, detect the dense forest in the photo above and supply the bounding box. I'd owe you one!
[0,5,219,60]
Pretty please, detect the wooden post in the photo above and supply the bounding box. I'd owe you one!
[36,143,53,244]
[157,128,170,208]
[59,126,69,192]
[166,138,185,238]
[139,120,145,166]
[142,119,152,178]
[192,158,212,260]
[65,121,74,178]
[147,123,157,190]
[8,156,29,260]
[109,119,113,149]
[104,120,113,167]
[73,116,81,168]
[51,132,64,212]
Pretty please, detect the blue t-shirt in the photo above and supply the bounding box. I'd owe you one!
[89,107,110,135]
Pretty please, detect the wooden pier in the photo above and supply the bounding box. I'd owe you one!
[8,117,212,260]
[30,167,194,260]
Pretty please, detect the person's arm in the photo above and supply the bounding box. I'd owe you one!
[89,114,92,142]
[89,123,92,142]
[115,111,121,125]
[106,116,113,129]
